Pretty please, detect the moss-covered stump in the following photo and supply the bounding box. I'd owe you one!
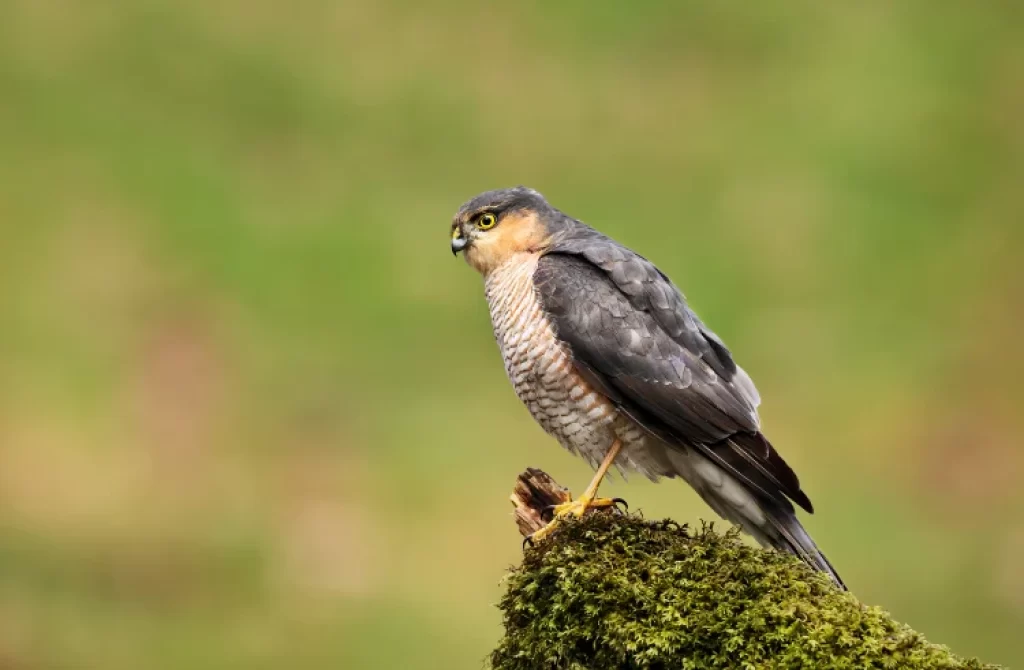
[492,514,998,670]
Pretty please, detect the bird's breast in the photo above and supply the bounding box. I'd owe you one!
[483,255,644,470]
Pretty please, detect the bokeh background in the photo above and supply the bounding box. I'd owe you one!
[1,1,1022,668]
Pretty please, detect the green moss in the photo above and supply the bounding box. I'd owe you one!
[492,515,999,670]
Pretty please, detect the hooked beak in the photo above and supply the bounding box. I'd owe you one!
[451,229,469,256]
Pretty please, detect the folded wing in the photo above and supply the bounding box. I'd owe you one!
[534,244,812,514]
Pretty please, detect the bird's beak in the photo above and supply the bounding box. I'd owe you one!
[451,227,469,256]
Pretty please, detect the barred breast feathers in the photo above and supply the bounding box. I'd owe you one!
[482,254,664,480]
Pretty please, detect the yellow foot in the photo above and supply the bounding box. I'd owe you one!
[525,495,627,546]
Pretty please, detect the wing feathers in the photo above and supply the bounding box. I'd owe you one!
[535,245,814,514]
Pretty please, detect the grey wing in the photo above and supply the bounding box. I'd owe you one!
[534,250,813,513]
[551,228,741,381]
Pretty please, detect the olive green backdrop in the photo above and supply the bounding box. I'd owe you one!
[1,1,1022,668]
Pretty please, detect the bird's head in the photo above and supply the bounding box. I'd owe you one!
[450,186,560,275]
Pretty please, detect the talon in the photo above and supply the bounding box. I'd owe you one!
[525,525,555,548]
[523,490,623,550]
[523,511,567,548]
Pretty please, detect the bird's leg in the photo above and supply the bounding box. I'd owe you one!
[563,438,625,515]
[526,440,625,545]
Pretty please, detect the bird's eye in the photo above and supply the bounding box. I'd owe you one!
[476,213,497,230]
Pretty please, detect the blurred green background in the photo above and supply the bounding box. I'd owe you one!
[1,1,1022,668]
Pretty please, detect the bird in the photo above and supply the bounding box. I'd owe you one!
[450,186,844,589]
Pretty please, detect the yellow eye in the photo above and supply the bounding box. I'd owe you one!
[476,213,497,230]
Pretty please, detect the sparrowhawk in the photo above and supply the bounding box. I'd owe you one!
[451,186,844,589]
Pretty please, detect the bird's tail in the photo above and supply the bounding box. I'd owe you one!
[660,447,846,589]
[754,502,846,590]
